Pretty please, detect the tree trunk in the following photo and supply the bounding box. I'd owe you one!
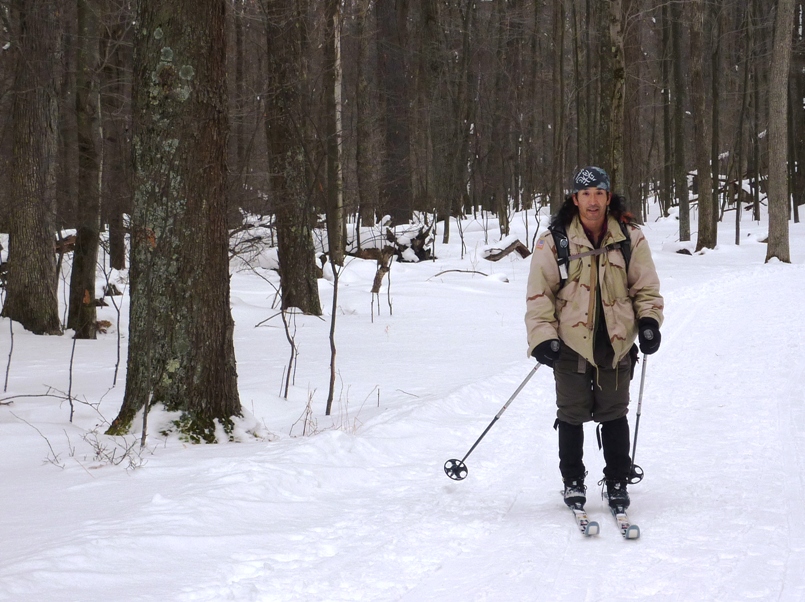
[671,0,690,241]
[354,0,375,228]
[767,0,795,262]
[660,1,673,217]
[68,0,103,339]
[608,0,625,193]
[790,0,805,222]
[108,0,241,441]
[1,0,62,336]
[234,0,246,176]
[324,0,345,264]
[735,7,751,245]
[376,0,413,225]
[710,0,723,230]
[623,0,643,222]
[551,0,565,214]
[691,0,716,251]
[790,71,803,223]
[492,0,510,236]
[101,19,129,272]
[263,0,322,315]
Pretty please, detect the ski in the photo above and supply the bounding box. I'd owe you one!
[610,506,640,539]
[569,503,599,536]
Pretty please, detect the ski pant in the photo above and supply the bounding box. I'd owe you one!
[553,344,632,425]
[553,344,634,481]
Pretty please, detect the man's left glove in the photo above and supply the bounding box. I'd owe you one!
[532,339,562,367]
[637,318,661,355]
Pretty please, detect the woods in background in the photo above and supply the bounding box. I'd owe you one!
[0,0,800,438]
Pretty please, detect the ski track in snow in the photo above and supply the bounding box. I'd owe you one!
[2,217,805,601]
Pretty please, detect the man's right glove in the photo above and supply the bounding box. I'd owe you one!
[637,318,661,355]
[532,339,562,367]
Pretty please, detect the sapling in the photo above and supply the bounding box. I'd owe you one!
[325,256,342,415]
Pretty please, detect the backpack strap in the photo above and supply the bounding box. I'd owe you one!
[548,224,571,287]
[549,220,633,288]
[617,221,632,274]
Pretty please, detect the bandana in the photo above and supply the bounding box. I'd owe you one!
[573,166,610,192]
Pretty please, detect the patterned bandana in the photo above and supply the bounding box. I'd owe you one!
[573,166,610,192]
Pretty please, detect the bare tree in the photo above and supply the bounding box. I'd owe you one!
[659,1,673,218]
[550,0,566,213]
[376,0,413,224]
[608,0,625,193]
[262,0,322,315]
[767,0,795,262]
[1,0,62,336]
[68,0,103,338]
[671,0,690,241]
[323,0,345,264]
[691,0,716,251]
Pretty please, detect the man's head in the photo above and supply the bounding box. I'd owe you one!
[571,166,611,232]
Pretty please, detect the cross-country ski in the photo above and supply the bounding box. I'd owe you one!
[570,503,600,537]
[610,506,640,539]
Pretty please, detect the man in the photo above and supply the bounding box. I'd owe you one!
[525,166,663,512]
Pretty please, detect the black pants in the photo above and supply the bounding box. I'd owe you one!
[556,416,632,481]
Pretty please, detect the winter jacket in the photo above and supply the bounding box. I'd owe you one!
[525,214,664,369]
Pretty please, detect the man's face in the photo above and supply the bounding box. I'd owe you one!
[573,187,611,230]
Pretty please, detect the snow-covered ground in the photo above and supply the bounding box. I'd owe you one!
[2,202,804,602]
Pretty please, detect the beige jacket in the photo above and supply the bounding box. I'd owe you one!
[525,214,664,368]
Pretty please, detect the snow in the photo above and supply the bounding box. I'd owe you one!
[2,203,805,602]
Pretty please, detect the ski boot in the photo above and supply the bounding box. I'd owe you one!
[563,476,587,507]
[604,479,630,510]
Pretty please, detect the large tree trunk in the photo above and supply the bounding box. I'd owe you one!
[690,0,716,251]
[767,0,795,262]
[263,0,322,315]
[2,0,62,336]
[68,0,103,338]
[108,0,241,441]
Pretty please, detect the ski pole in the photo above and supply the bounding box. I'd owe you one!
[444,363,542,481]
[628,353,648,484]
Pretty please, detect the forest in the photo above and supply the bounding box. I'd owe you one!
[0,0,801,441]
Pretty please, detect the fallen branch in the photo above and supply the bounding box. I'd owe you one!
[428,269,488,280]
[482,239,531,262]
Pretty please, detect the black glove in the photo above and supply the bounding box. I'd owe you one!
[532,339,562,367]
[637,318,661,355]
